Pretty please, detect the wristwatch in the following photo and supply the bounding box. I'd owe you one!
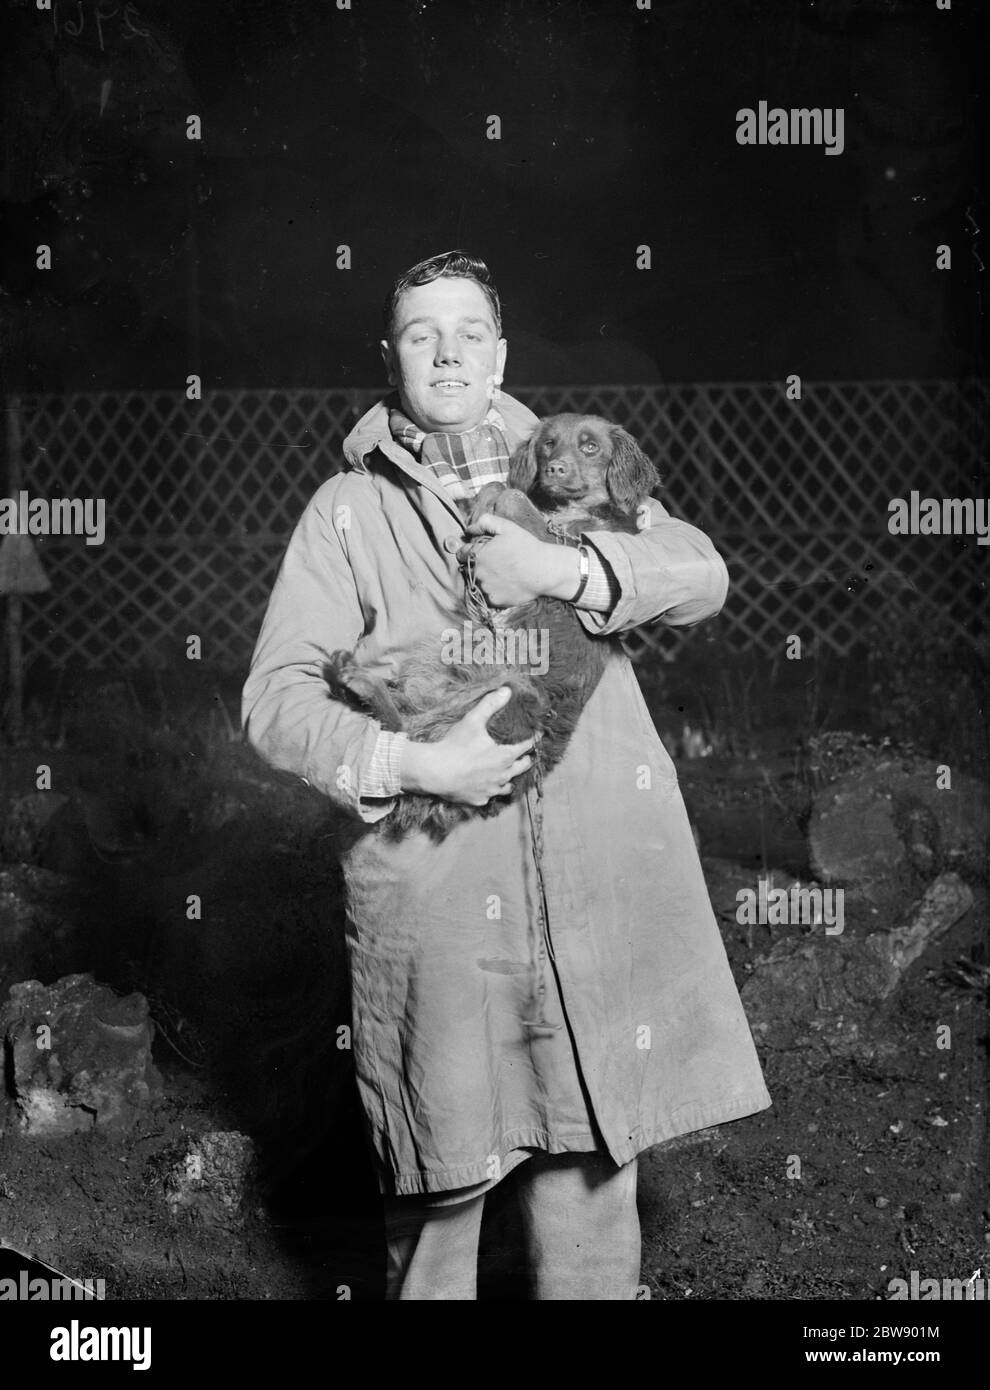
[570,544,590,603]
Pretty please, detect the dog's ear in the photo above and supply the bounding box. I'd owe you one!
[606,428,661,513]
[508,426,541,493]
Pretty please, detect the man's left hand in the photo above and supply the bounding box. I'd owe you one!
[458,513,577,607]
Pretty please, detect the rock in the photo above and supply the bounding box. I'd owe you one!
[809,762,990,911]
[0,974,162,1137]
[877,872,974,984]
[742,872,974,1049]
[163,1131,255,1224]
[1,793,70,866]
[0,866,79,983]
[808,773,909,917]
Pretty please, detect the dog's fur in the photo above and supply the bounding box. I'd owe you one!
[327,415,660,839]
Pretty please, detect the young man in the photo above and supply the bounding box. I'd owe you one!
[242,251,771,1299]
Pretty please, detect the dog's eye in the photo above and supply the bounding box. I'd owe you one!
[580,440,600,454]
[540,439,555,453]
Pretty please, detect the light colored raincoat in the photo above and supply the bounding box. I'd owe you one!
[242,391,771,1196]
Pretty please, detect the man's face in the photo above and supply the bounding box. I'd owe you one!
[381,277,507,434]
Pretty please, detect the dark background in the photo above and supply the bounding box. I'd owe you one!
[1,0,988,1311]
[2,0,986,393]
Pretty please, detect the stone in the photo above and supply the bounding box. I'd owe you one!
[163,1131,255,1224]
[808,772,909,917]
[1,793,70,866]
[0,974,162,1137]
[874,872,974,986]
[742,872,974,1049]
[809,761,990,909]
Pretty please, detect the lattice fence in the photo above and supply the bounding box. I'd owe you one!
[6,380,988,673]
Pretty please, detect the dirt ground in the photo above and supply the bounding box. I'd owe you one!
[0,670,986,1301]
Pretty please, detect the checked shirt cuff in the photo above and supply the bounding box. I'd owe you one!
[359,730,409,799]
[573,546,619,613]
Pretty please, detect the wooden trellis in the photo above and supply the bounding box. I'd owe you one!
[8,379,988,672]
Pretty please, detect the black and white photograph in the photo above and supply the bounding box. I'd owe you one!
[0,0,987,1355]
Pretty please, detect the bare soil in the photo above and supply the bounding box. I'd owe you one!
[0,676,986,1301]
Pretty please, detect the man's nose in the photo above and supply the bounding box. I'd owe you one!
[435,335,462,364]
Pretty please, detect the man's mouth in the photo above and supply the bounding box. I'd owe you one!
[431,379,469,393]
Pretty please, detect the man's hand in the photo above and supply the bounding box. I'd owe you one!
[399,687,534,805]
[458,513,579,606]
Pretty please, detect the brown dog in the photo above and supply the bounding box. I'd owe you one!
[327,415,660,839]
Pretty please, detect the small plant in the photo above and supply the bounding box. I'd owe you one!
[865,594,989,770]
[936,956,990,1000]
[804,730,919,789]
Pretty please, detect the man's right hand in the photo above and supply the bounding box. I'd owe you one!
[398,687,534,806]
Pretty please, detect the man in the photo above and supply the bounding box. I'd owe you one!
[242,250,771,1300]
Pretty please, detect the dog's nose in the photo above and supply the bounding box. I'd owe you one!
[545,459,569,477]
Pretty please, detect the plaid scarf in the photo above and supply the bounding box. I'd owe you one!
[387,402,511,501]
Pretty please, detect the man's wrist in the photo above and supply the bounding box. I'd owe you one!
[359,729,408,799]
[541,542,582,600]
[398,737,434,794]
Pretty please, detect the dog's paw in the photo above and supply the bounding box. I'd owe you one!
[325,649,360,690]
[467,481,508,528]
[325,650,395,715]
[493,488,549,539]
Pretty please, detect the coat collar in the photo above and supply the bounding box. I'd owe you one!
[342,390,539,474]
[341,390,540,525]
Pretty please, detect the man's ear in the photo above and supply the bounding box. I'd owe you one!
[495,337,507,384]
[380,339,396,386]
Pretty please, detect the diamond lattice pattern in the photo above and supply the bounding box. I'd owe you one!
[12,381,988,672]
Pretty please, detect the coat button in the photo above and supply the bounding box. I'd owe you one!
[443,534,462,553]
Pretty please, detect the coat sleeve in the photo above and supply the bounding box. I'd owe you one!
[241,477,397,824]
[574,497,729,636]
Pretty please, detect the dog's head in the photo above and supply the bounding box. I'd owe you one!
[509,414,660,517]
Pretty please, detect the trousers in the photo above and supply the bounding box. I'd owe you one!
[383,1151,641,1300]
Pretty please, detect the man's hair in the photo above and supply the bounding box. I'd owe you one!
[382,250,502,345]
